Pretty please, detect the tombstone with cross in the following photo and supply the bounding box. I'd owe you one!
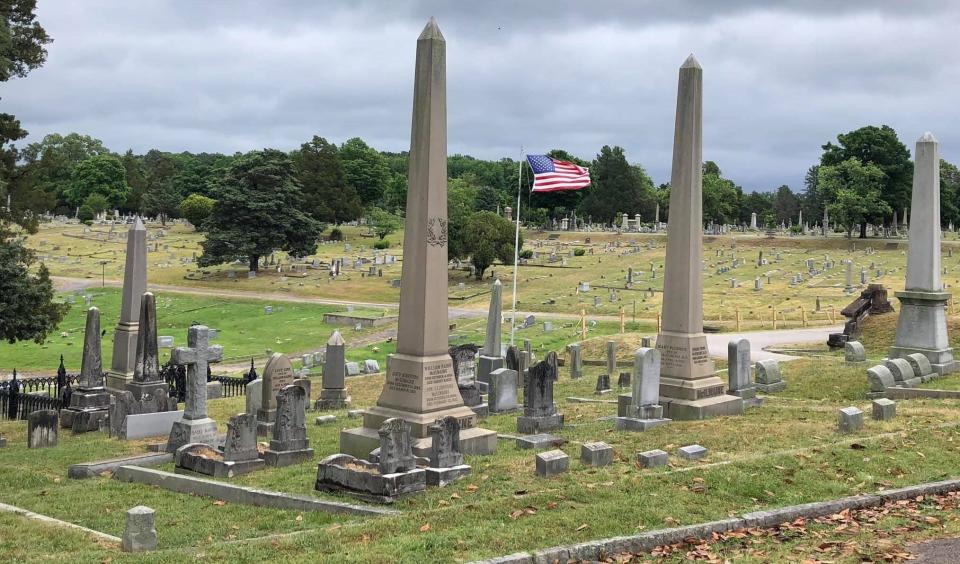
[166,325,222,452]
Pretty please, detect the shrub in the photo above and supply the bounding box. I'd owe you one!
[329,228,343,241]
[519,249,533,259]
[373,240,390,250]
[573,248,586,256]
[77,205,95,222]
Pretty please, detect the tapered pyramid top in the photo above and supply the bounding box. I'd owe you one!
[681,54,701,70]
[133,216,145,231]
[492,279,501,288]
[418,16,444,41]
[919,131,937,143]
[328,330,345,346]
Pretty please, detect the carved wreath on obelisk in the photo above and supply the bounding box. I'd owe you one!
[426,217,447,247]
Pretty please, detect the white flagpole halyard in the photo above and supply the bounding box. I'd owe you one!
[510,149,524,346]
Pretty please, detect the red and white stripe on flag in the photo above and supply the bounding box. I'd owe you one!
[527,155,591,192]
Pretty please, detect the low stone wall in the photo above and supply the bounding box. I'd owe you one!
[114,466,398,517]
[887,387,960,400]
[322,313,397,328]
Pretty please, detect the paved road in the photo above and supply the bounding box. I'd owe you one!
[704,325,841,362]
[910,538,960,563]
[55,276,838,363]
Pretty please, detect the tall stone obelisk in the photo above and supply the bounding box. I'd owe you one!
[477,279,504,383]
[889,132,958,375]
[107,216,147,391]
[656,55,743,419]
[340,18,496,458]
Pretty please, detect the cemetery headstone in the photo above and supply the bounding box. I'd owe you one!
[263,385,314,467]
[167,325,222,452]
[755,359,785,392]
[488,368,519,413]
[61,307,111,432]
[121,506,157,553]
[517,352,563,434]
[425,416,471,486]
[316,330,351,410]
[567,343,583,379]
[28,409,59,448]
[257,353,294,436]
[616,348,671,431]
[726,339,757,404]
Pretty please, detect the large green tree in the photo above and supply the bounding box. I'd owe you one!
[0,0,51,216]
[18,133,108,212]
[942,159,960,229]
[199,149,324,272]
[179,193,214,230]
[818,157,890,238]
[65,154,130,209]
[701,161,740,224]
[121,149,148,212]
[292,136,361,223]
[340,137,390,207]
[366,206,402,240]
[459,210,519,280]
[772,184,800,223]
[0,223,68,343]
[578,146,655,224]
[141,150,180,224]
[820,125,912,222]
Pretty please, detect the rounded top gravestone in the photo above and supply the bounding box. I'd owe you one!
[263,353,294,411]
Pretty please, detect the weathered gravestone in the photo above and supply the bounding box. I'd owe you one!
[727,338,758,405]
[316,331,351,410]
[517,352,563,434]
[257,353,294,436]
[616,348,671,431]
[61,307,111,432]
[425,416,471,486]
[477,280,504,384]
[488,368,519,413]
[126,293,169,401]
[28,409,59,448]
[121,506,157,553]
[245,379,262,415]
[866,364,896,396]
[167,326,222,453]
[755,359,785,393]
[449,344,483,413]
[567,343,583,379]
[316,416,427,503]
[263,385,314,467]
[175,412,265,478]
[845,341,866,363]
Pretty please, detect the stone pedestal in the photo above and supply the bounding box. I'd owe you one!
[656,332,743,419]
[167,418,218,453]
[315,388,352,410]
[889,291,958,375]
[477,355,503,384]
[61,388,111,432]
[106,323,139,391]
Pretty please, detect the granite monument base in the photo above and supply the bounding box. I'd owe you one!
[889,291,960,376]
[263,447,314,468]
[614,417,671,431]
[315,388,352,411]
[661,394,744,420]
[167,418,219,453]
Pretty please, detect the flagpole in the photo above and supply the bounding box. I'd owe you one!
[510,149,523,346]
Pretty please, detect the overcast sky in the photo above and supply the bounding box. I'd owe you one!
[4,0,959,192]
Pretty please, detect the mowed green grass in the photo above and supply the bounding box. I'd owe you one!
[3,342,960,562]
[0,288,389,373]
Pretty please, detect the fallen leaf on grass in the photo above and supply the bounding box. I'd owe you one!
[575,524,588,532]
[419,523,431,532]
[212,500,225,506]
[465,484,478,492]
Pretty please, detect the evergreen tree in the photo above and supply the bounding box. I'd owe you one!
[292,136,361,223]
[0,223,68,343]
[578,146,655,224]
[199,149,324,272]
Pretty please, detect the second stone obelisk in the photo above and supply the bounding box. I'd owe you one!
[340,18,496,457]
[656,55,743,420]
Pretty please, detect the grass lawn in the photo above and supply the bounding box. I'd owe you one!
[3,337,960,562]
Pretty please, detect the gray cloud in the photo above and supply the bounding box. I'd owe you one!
[4,0,959,192]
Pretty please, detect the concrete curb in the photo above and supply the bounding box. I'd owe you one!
[469,478,960,563]
[0,501,121,544]
[68,452,173,479]
[114,466,399,517]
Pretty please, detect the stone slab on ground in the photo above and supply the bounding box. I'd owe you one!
[677,444,708,460]
[872,398,897,421]
[114,465,396,516]
[314,454,426,503]
[424,464,472,487]
[637,449,669,468]
[580,442,613,467]
[535,449,569,477]
[68,452,174,479]
[614,417,671,432]
[838,406,864,433]
[515,434,565,450]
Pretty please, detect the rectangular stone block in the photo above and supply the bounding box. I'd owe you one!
[516,414,563,434]
[871,398,896,421]
[515,434,564,450]
[637,449,668,468]
[580,442,613,467]
[677,444,708,460]
[123,410,185,440]
[614,417,670,432]
[315,415,337,425]
[535,449,569,477]
[838,406,864,433]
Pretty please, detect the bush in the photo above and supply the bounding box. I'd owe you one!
[179,193,215,230]
[77,205,95,222]
[329,228,343,241]
[373,240,390,250]
[573,248,586,256]
[519,249,533,259]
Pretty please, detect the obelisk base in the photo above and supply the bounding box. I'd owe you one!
[61,387,111,432]
[656,331,744,420]
[889,291,959,376]
[106,322,139,392]
[167,417,219,453]
[340,352,497,457]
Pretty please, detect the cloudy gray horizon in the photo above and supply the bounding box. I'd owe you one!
[4,0,959,192]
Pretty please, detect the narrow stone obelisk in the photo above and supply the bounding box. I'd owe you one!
[889,132,958,375]
[126,292,168,400]
[107,216,147,391]
[656,55,743,420]
[477,279,504,383]
[340,18,496,458]
[61,307,112,431]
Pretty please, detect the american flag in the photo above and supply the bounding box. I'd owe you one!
[526,155,591,192]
